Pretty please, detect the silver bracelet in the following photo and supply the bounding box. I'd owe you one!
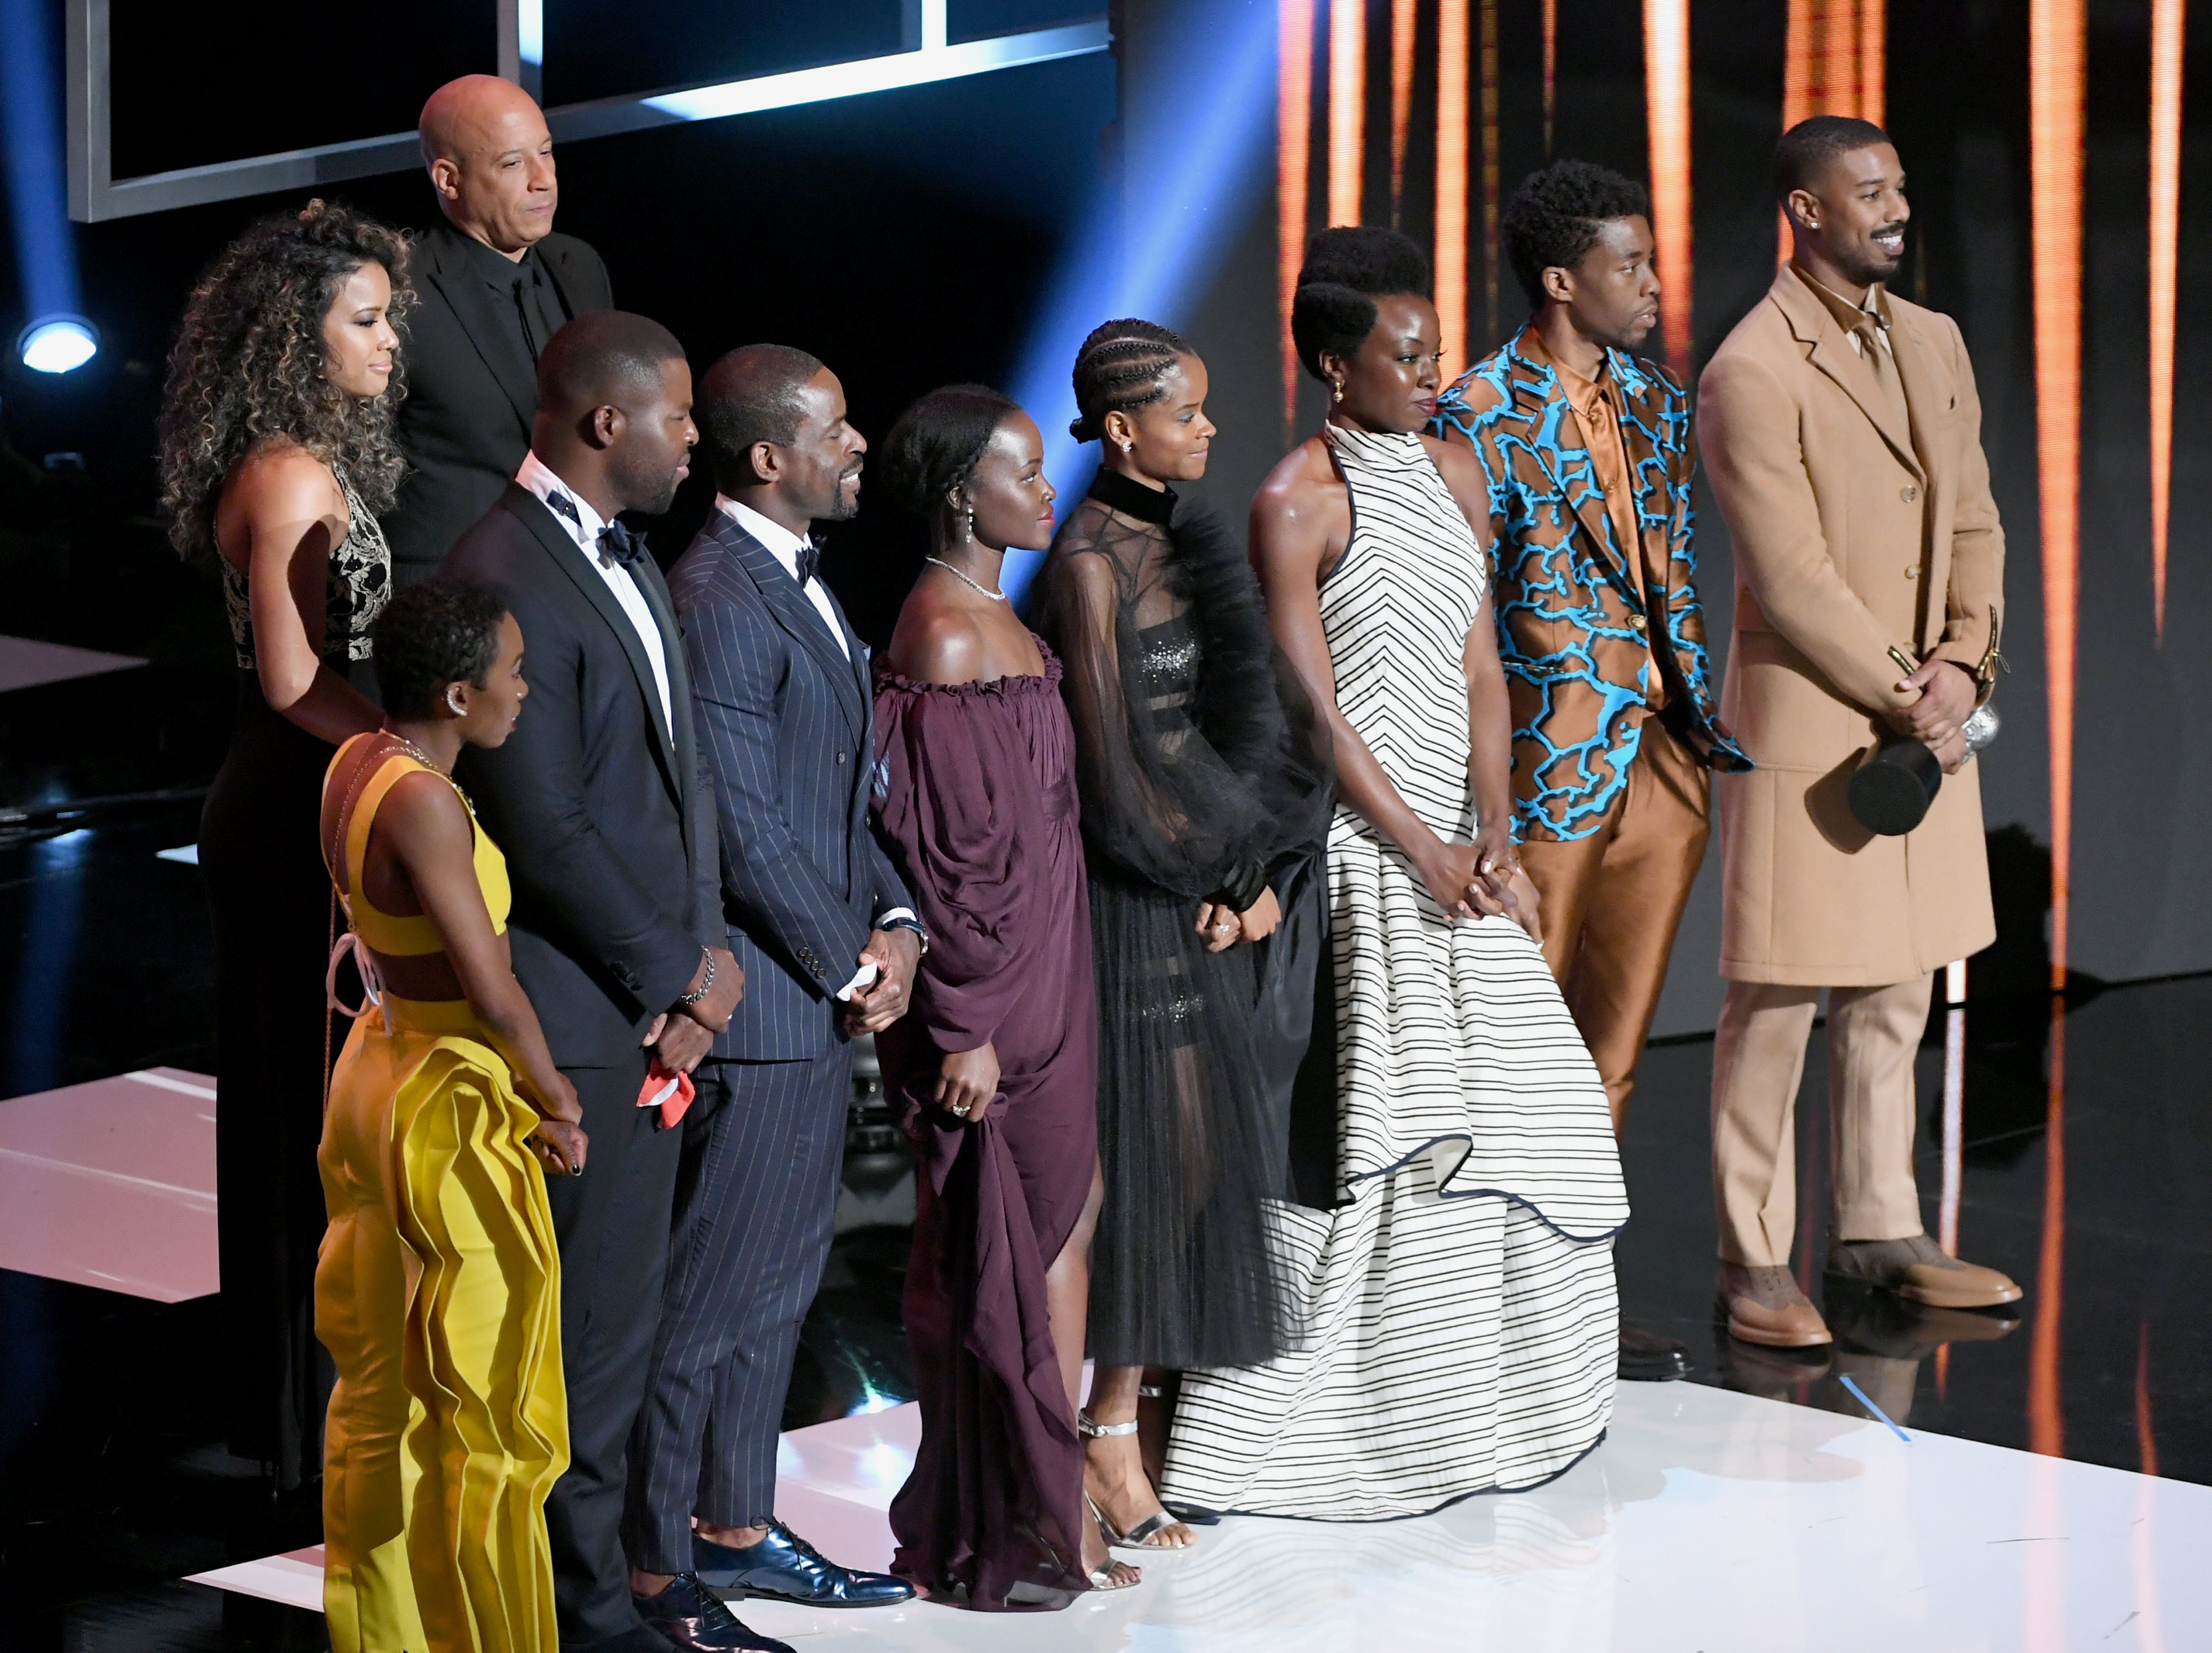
[676,946,714,1006]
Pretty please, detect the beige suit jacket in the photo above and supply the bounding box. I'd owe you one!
[1697,269,2003,986]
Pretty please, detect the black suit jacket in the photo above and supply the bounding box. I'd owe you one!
[444,485,718,1068]
[388,221,612,584]
[668,511,915,1061]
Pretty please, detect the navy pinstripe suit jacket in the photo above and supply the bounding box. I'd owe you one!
[669,510,916,1061]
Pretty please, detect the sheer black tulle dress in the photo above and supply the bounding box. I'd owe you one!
[1035,467,1332,1372]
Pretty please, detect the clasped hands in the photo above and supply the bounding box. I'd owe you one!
[1894,658,1978,775]
[1417,824,1543,945]
[1194,887,1282,953]
[641,944,745,1075]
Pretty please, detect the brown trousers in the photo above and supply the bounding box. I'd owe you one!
[1709,973,1933,1267]
[1516,715,1712,1132]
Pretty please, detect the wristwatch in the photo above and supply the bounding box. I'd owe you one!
[879,914,930,957]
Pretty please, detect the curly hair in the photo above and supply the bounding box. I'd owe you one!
[1291,226,1431,381]
[373,576,508,719]
[1068,318,1192,443]
[878,384,1022,518]
[156,198,413,566]
[1502,160,1651,307]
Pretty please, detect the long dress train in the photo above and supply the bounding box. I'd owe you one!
[1160,425,1629,1520]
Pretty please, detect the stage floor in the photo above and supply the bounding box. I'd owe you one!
[180,1378,2209,1651]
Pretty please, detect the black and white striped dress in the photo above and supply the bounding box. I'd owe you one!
[1159,423,1628,1520]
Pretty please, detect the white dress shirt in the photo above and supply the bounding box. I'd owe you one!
[711,494,917,990]
[716,494,847,657]
[515,451,674,733]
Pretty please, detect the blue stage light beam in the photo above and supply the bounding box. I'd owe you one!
[3,0,95,372]
[999,1,1277,605]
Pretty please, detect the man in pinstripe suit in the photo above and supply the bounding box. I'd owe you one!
[625,345,921,1639]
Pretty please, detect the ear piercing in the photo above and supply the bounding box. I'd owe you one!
[1331,381,1345,403]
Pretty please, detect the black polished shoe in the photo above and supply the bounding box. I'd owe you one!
[1618,1322,1692,1382]
[633,1573,795,1653]
[692,1520,915,1608]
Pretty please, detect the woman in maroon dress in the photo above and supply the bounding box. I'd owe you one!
[870,385,1138,1608]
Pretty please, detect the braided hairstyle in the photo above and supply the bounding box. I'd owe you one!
[1290,226,1431,381]
[1067,318,1193,443]
[878,384,1022,519]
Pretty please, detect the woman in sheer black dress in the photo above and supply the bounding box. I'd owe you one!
[1034,322,1332,1550]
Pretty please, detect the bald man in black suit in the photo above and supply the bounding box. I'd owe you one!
[388,75,612,588]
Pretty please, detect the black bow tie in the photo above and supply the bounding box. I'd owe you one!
[597,520,650,571]
[794,541,820,587]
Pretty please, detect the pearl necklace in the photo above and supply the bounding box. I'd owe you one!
[925,555,1009,601]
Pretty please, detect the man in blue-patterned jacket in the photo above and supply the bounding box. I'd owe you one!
[1435,160,1749,1380]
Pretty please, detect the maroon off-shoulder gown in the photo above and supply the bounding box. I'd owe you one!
[870,644,1099,1611]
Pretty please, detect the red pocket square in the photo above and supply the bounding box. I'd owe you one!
[638,1066,696,1128]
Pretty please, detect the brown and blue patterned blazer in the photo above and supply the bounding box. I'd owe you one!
[1433,323,1750,841]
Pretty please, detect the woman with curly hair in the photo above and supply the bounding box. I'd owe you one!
[156,197,410,1492]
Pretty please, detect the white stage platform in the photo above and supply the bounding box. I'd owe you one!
[188,1377,2209,1650]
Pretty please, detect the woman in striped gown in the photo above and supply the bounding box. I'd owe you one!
[1159,227,1628,1520]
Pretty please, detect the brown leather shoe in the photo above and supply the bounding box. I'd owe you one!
[1716,1263,1834,1348]
[1825,1234,2024,1310]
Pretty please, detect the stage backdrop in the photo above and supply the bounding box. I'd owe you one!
[1118,0,2212,1034]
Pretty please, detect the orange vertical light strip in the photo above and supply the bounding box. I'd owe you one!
[1644,0,1693,370]
[2027,1002,2067,1460]
[2137,1321,2159,1477]
[1823,0,1858,114]
[1543,0,1558,156]
[1780,0,1814,268]
[1329,0,1368,228]
[2150,0,2185,645]
[1859,0,1885,124]
[1281,0,1316,438]
[2136,1323,2171,1652]
[1480,0,1501,344]
[1390,0,1418,222]
[2031,0,2084,990]
[1437,0,1470,363]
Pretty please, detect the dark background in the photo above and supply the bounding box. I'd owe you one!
[4,0,2210,1030]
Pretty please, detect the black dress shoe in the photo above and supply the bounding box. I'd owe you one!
[691,1520,915,1608]
[633,1573,795,1653]
[1618,1322,1692,1382]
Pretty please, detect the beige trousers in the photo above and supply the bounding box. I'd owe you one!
[1709,973,1933,1267]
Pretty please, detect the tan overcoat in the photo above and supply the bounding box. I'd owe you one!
[1696,269,2003,986]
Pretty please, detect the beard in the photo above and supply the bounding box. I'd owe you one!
[818,465,863,522]
[1840,235,1905,290]
[613,446,685,517]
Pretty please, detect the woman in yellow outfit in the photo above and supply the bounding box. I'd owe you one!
[317,577,587,1652]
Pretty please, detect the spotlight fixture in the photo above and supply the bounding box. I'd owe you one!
[18,315,98,374]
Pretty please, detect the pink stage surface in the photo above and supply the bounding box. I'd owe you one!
[0,636,145,694]
[0,1068,218,1301]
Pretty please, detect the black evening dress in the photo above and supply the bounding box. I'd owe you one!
[198,465,389,1486]
[1035,468,1332,1372]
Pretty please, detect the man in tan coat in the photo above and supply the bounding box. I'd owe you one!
[1697,115,2022,1347]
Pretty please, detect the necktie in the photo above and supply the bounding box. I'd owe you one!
[794,540,820,587]
[1854,312,1910,433]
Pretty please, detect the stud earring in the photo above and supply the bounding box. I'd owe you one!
[1119,438,1134,453]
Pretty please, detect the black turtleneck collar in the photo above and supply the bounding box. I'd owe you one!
[1088,464,1177,526]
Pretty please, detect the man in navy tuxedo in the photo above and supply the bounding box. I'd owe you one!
[624,345,922,1642]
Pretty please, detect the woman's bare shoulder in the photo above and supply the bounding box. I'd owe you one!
[225,440,344,522]
[887,594,989,687]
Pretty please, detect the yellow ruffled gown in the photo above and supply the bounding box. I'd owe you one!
[316,734,567,1652]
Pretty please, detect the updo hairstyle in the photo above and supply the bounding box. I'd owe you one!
[1067,318,1193,442]
[1290,226,1432,381]
[877,384,1023,517]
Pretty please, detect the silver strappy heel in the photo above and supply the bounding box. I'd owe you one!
[1077,1411,1194,1550]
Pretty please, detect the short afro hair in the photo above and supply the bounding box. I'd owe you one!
[373,577,509,720]
[1068,318,1193,443]
[698,343,827,493]
[1291,226,1431,381]
[536,310,685,419]
[1774,115,1893,204]
[878,384,1024,519]
[1502,159,1652,308]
